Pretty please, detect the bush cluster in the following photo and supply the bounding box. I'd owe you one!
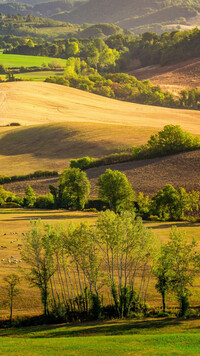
[0,170,58,185]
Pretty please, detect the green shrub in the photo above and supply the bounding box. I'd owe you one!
[70,156,96,170]
[85,199,109,211]
[35,193,55,209]
[1,202,21,208]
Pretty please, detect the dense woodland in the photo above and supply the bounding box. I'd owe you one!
[4,26,200,67]
[2,27,200,109]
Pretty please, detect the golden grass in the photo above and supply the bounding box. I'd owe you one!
[0,209,97,319]
[1,82,200,132]
[0,122,155,175]
[0,210,200,319]
[0,81,200,175]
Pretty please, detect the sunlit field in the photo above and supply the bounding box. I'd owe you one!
[0,318,200,355]
[0,52,66,68]
[0,209,200,320]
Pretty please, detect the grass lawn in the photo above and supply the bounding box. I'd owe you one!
[0,318,200,355]
[0,52,66,68]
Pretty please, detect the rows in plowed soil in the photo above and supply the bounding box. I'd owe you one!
[4,150,200,197]
[129,57,200,96]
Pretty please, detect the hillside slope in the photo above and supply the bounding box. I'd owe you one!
[129,57,200,96]
[0,81,200,175]
[1,81,200,132]
[51,0,200,32]
[4,150,200,197]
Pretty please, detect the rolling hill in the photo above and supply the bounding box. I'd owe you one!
[0,81,200,182]
[5,150,200,197]
[51,0,200,33]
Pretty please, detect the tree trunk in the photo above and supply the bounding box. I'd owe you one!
[162,291,166,313]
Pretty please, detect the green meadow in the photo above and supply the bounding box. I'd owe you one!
[1,70,64,81]
[0,52,66,68]
[0,318,200,355]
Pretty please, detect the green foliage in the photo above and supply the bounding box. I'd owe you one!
[70,126,200,173]
[145,125,200,156]
[35,193,55,209]
[0,170,58,185]
[97,169,135,212]
[21,221,55,316]
[24,185,36,208]
[3,274,20,325]
[161,227,200,316]
[59,167,90,210]
[70,156,97,170]
[150,184,200,221]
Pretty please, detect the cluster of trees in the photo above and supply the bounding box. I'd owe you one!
[5,27,200,71]
[1,166,199,222]
[5,212,199,323]
[70,125,200,169]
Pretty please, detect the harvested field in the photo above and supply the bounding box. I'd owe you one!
[1,81,200,175]
[1,81,200,131]
[4,150,200,198]
[129,57,200,96]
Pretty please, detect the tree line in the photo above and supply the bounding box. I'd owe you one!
[3,212,200,324]
[1,166,200,222]
[5,27,200,70]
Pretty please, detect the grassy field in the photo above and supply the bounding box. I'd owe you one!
[0,52,66,68]
[0,209,200,319]
[0,318,200,355]
[1,70,64,81]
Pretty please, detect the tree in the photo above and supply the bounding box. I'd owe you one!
[24,185,36,208]
[97,169,134,212]
[59,168,90,210]
[146,125,200,156]
[21,221,55,316]
[164,227,199,316]
[150,185,199,221]
[3,274,20,325]
[96,210,158,317]
[153,246,171,313]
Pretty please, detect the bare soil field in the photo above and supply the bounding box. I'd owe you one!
[129,57,200,96]
[4,150,200,198]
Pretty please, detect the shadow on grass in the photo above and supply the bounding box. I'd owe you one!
[0,318,185,338]
[2,214,96,222]
[148,222,200,230]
